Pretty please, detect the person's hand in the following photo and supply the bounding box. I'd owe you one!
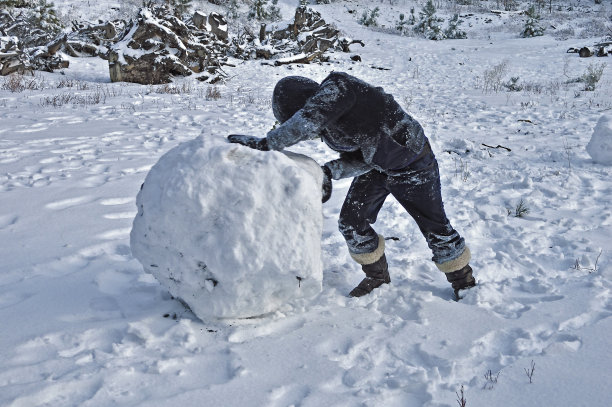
[322,165,332,203]
[227,135,269,151]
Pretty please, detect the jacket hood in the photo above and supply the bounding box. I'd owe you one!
[272,76,319,123]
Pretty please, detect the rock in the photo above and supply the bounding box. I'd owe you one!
[130,136,324,319]
[207,12,228,41]
[579,47,593,58]
[193,11,207,29]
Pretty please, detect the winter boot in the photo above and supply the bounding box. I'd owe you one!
[445,264,476,300]
[349,254,391,297]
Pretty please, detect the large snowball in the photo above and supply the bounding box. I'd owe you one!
[130,136,323,319]
[586,115,612,165]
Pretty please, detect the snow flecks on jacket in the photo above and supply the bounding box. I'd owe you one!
[266,72,429,178]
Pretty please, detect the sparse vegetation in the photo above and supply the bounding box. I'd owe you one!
[164,0,192,17]
[483,369,501,390]
[29,0,63,34]
[479,60,509,93]
[572,249,603,273]
[39,89,107,107]
[455,157,470,182]
[456,385,467,407]
[580,63,606,91]
[524,360,536,383]
[500,0,519,12]
[248,0,281,22]
[445,14,467,39]
[414,0,445,40]
[509,199,530,218]
[522,5,545,38]
[359,7,380,27]
[504,76,522,92]
[396,12,414,35]
[0,0,34,8]
[153,82,194,95]
[205,86,222,100]
[1,73,46,92]
[57,79,89,90]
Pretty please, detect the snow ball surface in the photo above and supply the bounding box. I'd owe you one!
[586,115,612,165]
[130,135,324,319]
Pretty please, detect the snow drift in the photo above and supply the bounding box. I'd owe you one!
[130,135,324,319]
[586,115,612,165]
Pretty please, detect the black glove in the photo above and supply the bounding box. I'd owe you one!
[322,165,332,203]
[227,134,269,151]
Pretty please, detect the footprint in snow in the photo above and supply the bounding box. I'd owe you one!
[45,196,94,210]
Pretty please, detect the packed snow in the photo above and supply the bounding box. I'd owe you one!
[586,115,612,165]
[131,136,323,319]
[1,1,611,407]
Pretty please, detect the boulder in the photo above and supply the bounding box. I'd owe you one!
[207,12,228,41]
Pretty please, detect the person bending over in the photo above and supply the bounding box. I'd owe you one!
[228,72,475,300]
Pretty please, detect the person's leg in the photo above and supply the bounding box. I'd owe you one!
[338,171,392,296]
[388,159,474,298]
[338,170,389,257]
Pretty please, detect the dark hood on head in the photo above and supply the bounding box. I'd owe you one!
[272,76,319,123]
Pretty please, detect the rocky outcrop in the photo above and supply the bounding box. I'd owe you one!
[108,5,229,84]
[0,9,69,75]
[230,6,352,64]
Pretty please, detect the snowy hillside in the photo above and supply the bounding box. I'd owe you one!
[1,1,611,406]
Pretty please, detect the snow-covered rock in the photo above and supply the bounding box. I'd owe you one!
[586,115,612,165]
[130,136,324,319]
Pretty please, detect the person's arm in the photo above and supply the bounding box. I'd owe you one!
[324,151,372,180]
[227,134,269,150]
[266,78,357,151]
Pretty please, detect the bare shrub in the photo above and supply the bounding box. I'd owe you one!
[456,385,467,407]
[153,82,194,94]
[57,79,89,90]
[40,89,107,107]
[522,81,544,94]
[572,249,603,273]
[577,18,608,39]
[1,73,45,92]
[551,26,575,40]
[101,85,124,98]
[545,80,561,97]
[483,369,501,390]
[455,157,470,182]
[525,360,536,383]
[581,63,606,91]
[478,60,509,93]
[508,199,530,218]
[205,86,222,100]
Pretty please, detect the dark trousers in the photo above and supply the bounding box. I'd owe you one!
[338,155,465,266]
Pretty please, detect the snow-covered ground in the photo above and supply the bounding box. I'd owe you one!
[1,1,611,406]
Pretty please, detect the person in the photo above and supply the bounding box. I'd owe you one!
[228,72,475,300]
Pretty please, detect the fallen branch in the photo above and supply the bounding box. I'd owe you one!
[518,119,535,124]
[273,51,324,66]
[340,38,365,52]
[482,143,511,152]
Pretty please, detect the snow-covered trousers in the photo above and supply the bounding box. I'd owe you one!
[338,152,468,271]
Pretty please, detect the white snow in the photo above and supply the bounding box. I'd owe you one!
[586,115,612,165]
[1,1,612,406]
[130,136,323,319]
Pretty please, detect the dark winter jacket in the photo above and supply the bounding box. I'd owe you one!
[266,72,429,179]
